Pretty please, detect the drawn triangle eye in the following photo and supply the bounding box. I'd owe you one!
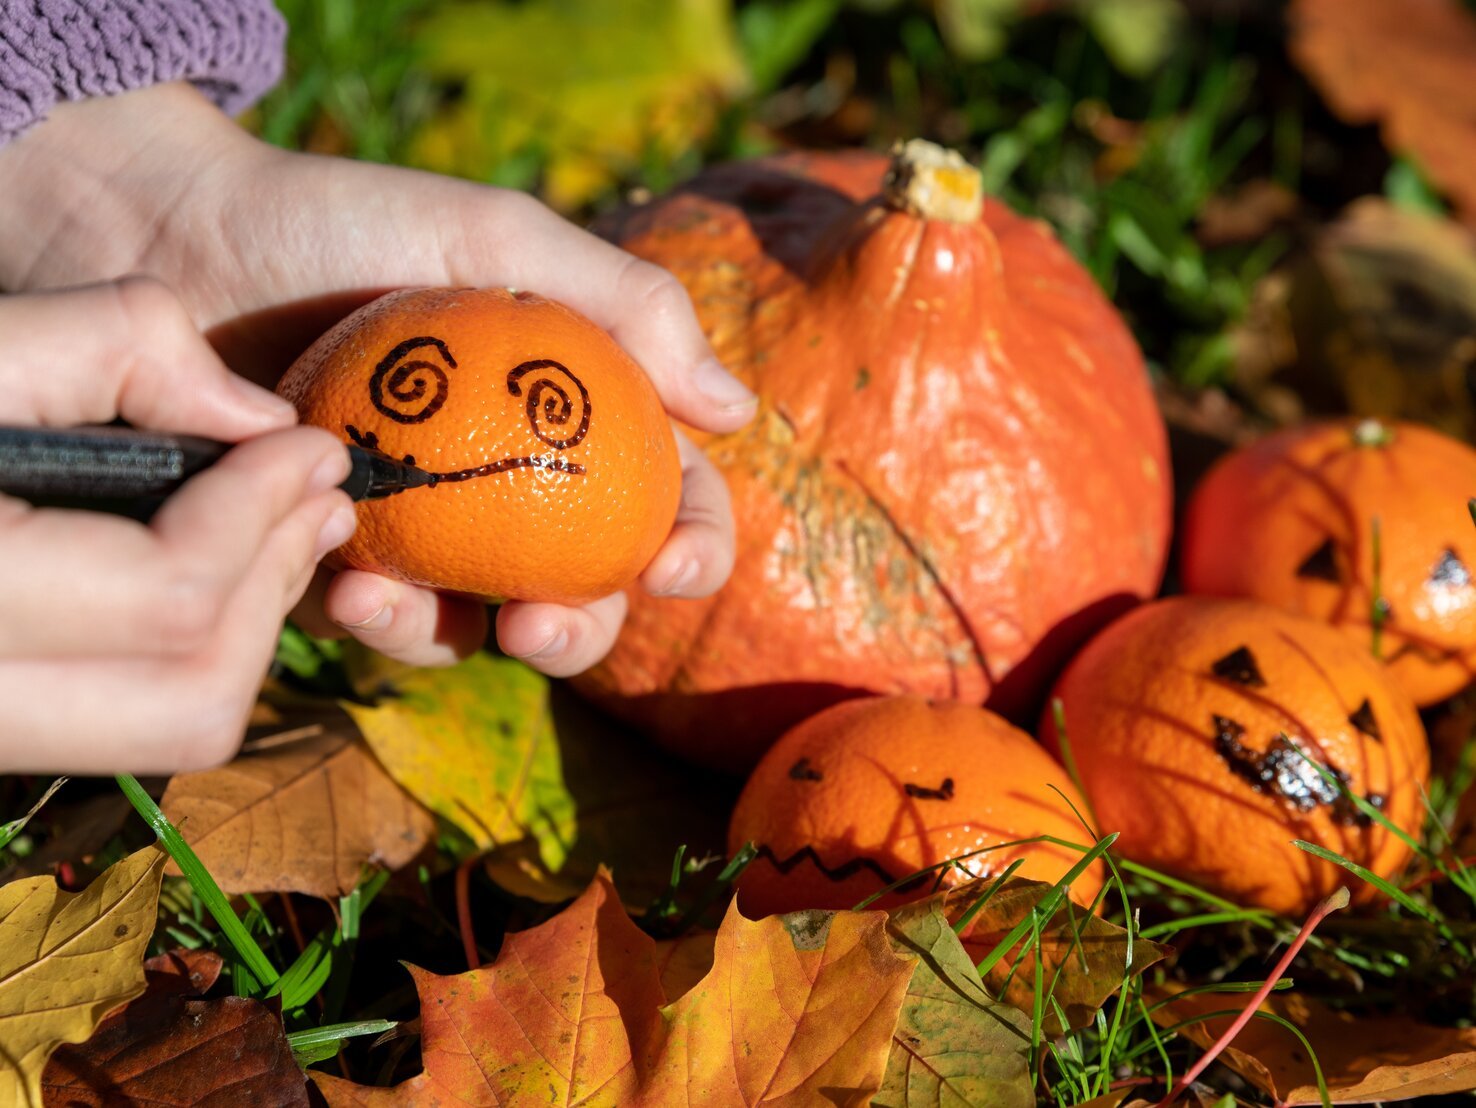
[1211,646,1266,687]
[1295,538,1341,583]
[1349,699,1382,742]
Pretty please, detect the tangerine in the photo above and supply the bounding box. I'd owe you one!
[1042,596,1429,915]
[728,695,1103,917]
[277,287,681,606]
[1181,418,1476,705]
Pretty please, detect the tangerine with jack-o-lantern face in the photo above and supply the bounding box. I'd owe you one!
[276,287,682,606]
[728,695,1104,917]
[1042,596,1429,916]
[1181,418,1476,706]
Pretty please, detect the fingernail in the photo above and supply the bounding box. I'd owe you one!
[339,601,392,632]
[650,559,698,597]
[308,449,353,495]
[228,373,299,424]
[314,502,357,559]
[513,627,569,661]
[693,357,757,413]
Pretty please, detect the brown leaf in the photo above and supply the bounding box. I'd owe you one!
[938,878,1170,1035]
[1229,198,1476,440]
[42,994,308,1107]
[160,721,433,898]
[1197,179,1300,247]
[1291,0,1476,225]
[1154,989,1476,1103]
[0,792,132,884]
[142,948,224,997]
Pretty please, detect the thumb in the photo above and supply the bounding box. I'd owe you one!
[0,277,297,438]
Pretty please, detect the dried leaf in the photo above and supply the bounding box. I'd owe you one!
[635,904,914,1105]
[1230,197,1476,440]
[345,651,575,867]
[160,723,433,899]
[408,0,747,210]
[316,870,664,1105]
[0,844,165,1106]
[875,904,1033,1108]
[1155,989,1476,1104]
[142,948,224,996]
[944,878,1170,1035]
[652,930,717,1002]
[41,993,306,1107]
[1291,0,1476,225]
[316,872,916,1106]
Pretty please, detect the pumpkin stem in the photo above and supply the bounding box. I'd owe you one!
[882,139,984,223]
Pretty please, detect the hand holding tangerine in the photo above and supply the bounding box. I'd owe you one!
[277,287,683,607]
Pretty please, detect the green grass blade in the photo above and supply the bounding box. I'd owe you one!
[115,773,279,988]
[287,1019,397,1067]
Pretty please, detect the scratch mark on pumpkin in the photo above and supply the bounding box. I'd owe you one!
[834,459,995,694]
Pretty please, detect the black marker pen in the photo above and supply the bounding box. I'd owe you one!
[0,424,434,517]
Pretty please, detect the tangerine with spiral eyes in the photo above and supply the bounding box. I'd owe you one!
[276,287,681,605]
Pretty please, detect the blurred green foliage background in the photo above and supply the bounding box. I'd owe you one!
[249,0,1444,389]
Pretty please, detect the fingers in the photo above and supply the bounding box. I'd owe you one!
[0,490,355,775]
[439,185,757,434]
[0,276,298,438]
[639,428,735,599]
[321,571,488,668]
[496,591,629,679]
[0,426,351,657]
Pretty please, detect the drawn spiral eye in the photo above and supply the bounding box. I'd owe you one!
[370,336,456,424]
[507,360,591,450]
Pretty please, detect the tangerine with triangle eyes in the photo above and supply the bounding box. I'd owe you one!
[276,287,681,606]
[728,695,1103,918]
[1181,418,1476,705]
[1042,596,1429,915]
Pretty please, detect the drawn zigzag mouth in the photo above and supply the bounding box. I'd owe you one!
[753,844,928,893]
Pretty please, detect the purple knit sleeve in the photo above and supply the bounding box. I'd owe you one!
[0,1,286,146]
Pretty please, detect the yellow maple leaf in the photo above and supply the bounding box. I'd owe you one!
[0,844,165,1106]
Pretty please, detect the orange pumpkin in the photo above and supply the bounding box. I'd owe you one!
[1042,596,1429,915]
[1181,418,1476,706]
[574,140,1171,772]
[729,695,1104,918]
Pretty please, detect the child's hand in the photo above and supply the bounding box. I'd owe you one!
[0,279,357,774]
[0,84,752,677]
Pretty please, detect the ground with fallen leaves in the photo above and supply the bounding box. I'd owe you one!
[8,1,1476,1105]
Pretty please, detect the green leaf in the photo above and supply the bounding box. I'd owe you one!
[1079,0,1186,78]
[934,0,1025,61]
[739,0,839,93]
[344,651,575,868]
[877,904,1033,1107]
[407,0,747,209]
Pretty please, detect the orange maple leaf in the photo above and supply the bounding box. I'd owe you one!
[315,872,915,1107]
